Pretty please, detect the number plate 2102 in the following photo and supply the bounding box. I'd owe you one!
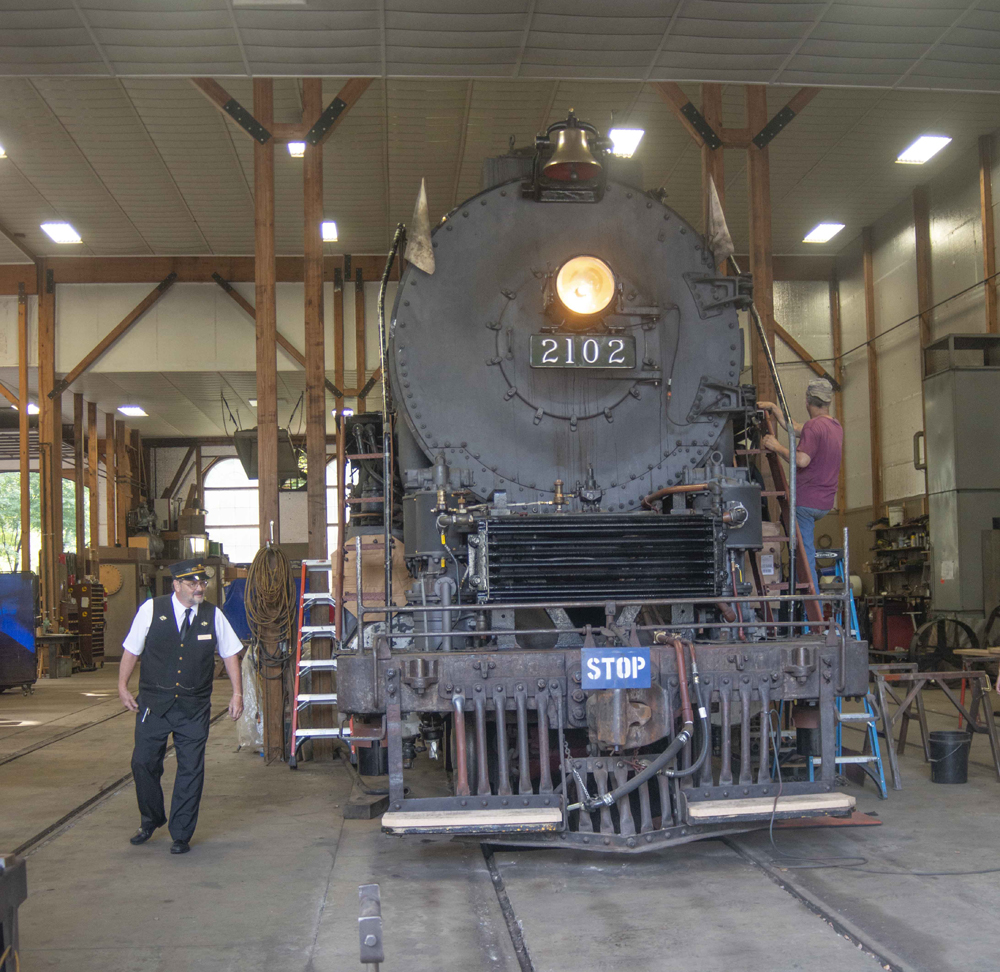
[529,334,636,369]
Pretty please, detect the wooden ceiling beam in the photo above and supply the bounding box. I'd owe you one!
[751,86,822,149]
[50,273,177,398]
[29,255,398,285]
[773,319,839,390]
[212,272,345,399]
[305,78,373,147]
[0,216,39,266]
[190,78,271,144]
[652,81,722,149]
[0,265,38,295]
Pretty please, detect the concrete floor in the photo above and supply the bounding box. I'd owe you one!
[2,664,1000,972]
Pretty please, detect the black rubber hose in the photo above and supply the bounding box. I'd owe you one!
[661,671,710,779]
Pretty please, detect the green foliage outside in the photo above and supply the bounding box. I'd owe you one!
[0,472,89,573]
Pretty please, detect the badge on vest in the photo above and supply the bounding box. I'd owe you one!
[159,615,167,621]
[197,633,212,640]
[201,620,208,626]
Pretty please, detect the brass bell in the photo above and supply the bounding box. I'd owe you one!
[543,126,602,182]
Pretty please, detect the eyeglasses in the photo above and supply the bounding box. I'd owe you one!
[181,579,208,589]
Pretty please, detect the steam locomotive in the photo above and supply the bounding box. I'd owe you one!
[335,114,867,853]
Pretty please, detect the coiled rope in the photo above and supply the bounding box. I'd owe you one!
[245,544,296,680]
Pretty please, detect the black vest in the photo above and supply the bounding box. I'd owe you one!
[137,595,218,717]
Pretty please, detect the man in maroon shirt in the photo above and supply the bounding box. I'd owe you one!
[760,379,844,594]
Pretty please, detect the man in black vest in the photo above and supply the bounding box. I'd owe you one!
[118,560,244,854]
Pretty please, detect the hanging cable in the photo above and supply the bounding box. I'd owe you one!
[245,544,296,680]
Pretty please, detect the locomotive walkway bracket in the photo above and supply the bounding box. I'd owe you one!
[191,77,372,146]
[48,272,177,399]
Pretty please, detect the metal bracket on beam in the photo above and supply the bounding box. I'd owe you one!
[753,106,796,149]
[305,97,348,146]
[222,98,272,144]
[680,102,723,150]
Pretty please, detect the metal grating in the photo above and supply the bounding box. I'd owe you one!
[482,513,718,603]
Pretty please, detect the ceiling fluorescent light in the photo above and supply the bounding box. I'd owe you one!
[26,403,39,415]
[248,398,257,407]
[803,222,845,244]
[288,142,306,158]
[40,222,82,244]
[321,220,338,242]
[117,405,147,417]
[896,135,952,164]
[0,145,6,159]
[609,129,644,158]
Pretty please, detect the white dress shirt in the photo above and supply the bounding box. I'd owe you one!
[122,593,243,659]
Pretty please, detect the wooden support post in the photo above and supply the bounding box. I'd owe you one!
[115,420,129,546]
[980,135,998,334]
[195,444,203,509]
[18,284,29,573]
[830,277,847,532]
[130,429,143,507]
[862,227,884,515]
[37,262,62,618]
[254,77,283,765]
[700,83,725,240]
[105,412,116,546]
[745,86,776,404]
[304,78,328,560]
[912,186,933,368]
[355,266,367,412]
[87,402,99,556]
[334,268,345,396]
[303,78,333,759]
[254,78,280,550]
[73,394,85,565]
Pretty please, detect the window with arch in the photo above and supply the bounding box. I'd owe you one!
[203,458,259,564]
[203,456,353,564]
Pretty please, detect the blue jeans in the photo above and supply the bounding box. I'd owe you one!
[795,506,830,595]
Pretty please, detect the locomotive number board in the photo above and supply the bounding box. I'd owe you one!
[529,334,636,369]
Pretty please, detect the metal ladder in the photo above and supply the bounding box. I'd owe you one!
[289,559,345,768]
[808,549,888,798]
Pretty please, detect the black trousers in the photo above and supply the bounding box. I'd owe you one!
[131,699,212,841]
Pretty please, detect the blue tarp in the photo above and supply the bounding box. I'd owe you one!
[222,576,302,643]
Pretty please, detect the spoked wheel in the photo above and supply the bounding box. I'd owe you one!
[909,617,979,671]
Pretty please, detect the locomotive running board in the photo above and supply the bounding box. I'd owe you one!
[382,807,563,835]
[682,792,855,825]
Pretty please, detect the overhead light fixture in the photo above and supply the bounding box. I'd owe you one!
[249,398,257,407]
[26,403,39,415]
[896,135,952,165]
[117,405,147,417]
[0,145,6,159]
[287,142,306,158]
[321,220,338,242]
[608,129,644,158]
[332,407,355,417]
[40,222,82,244]
[803,222,845,244]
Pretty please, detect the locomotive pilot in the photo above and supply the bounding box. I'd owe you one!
[760,378,844,594]
[117,559,244,855]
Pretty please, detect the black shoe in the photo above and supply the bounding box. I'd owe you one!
[129,824,162,846]
[170,839,190,855]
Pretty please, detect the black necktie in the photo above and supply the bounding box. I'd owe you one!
[181,608,192,639]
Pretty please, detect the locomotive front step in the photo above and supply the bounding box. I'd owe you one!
[382,806,563,835]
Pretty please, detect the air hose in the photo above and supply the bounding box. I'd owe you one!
[583,638,710,811]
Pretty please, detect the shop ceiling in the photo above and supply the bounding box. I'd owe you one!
[0,2,997,263]
[1,2,999,438]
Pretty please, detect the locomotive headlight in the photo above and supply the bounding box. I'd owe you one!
[555,256,616,316]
